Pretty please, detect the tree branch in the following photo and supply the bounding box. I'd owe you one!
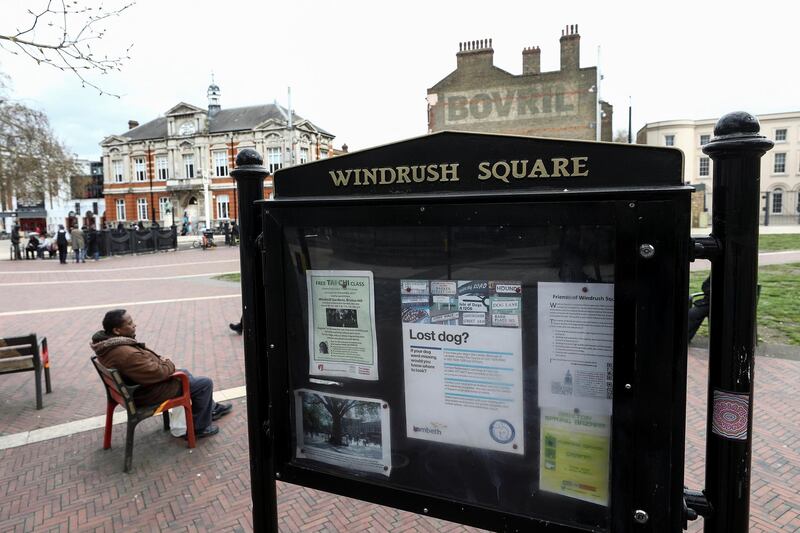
[1,1,135,97]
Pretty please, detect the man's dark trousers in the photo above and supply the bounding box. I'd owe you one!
[179,369,214,431]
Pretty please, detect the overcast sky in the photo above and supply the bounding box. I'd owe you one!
[2,0,798,160]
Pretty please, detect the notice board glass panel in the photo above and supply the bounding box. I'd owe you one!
[280,211,617,531]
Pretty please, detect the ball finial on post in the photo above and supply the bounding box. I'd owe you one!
[712,111,761,138]
[234,148,266,170]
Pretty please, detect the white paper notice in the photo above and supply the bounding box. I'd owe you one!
[402,279,524,455]
[537,282,614,415]
[307,270,378,381]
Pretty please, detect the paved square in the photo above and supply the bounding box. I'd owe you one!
[0,248,798,531]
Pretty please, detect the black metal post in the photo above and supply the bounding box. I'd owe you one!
[763,191,770,226]
[701,111,773,533]
[628,97,632,144]
[230,149,277,533]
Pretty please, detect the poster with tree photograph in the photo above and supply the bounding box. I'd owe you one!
[294,389,391,476]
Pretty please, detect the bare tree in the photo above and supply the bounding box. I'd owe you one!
[0,95,79,212]
[0,1,135,97]
[613,129,629,143]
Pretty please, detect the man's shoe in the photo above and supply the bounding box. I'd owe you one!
[212,402,233,421]
[193,425,219,439]
[229,322,242,334]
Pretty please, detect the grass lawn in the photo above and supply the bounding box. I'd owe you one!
[215,273,241,283]
[759,234,800,252]
[691,263,800,345]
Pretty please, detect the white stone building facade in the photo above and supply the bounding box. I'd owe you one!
[637,111,800,225]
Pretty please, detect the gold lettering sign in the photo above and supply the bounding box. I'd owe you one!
[328,157,588,187]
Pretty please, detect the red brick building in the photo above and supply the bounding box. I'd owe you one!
[100,82,335,229]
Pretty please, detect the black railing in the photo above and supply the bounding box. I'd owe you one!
[98,225,178,256]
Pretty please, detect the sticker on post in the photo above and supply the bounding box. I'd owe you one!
[711,389,749,440]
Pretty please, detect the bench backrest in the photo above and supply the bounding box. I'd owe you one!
[91,356,139,414]
[0,334,39,374]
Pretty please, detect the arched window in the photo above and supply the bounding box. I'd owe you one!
[772,188,784,214]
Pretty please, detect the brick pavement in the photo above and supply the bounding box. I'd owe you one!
[0,248,244,434]
[1,249,799,531]
[0,348,798,531]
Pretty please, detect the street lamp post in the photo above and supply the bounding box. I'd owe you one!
[229,133,238,219]
[146,142,156,225]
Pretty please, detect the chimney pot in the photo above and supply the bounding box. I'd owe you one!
[128,120,139,130]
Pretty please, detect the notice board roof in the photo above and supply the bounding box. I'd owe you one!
[273,131,684,198]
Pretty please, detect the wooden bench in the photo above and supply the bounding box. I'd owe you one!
[0,334,52,409]
[91,356,196,472]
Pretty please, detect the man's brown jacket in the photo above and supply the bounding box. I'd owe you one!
[90,331,180,406]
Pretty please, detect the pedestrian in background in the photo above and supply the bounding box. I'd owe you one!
[56,224,68,264]
[10,224,21,260]
[87,225,100,261]
[688,276,711,342]
[71,226,86,263]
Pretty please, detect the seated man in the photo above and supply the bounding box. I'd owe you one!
[38,234,55,259]
[25,233,40,259]
[90,309,232,438]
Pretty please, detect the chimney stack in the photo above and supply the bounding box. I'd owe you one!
[522,46,541,75]
[559,24,580,71]
[128,120,139,130]
[456,38,495,71]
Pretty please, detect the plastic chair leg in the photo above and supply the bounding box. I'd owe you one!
[184,406,196,448]
[103,402,115,449]
[162,410,170,431]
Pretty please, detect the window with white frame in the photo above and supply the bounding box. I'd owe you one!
[214,150,228,177]
[320,148,329,158]
[156,155,169,180]
[775,129,787,142]
[183,154,195,178]
[699,157,710,177]
[115,199,126,220]
[664,135,675,147]
[112,160,124,182]
[300,147,309,164]
[772,188,784,214]
[700,134,710,146]
[137,198,148,221]
[267,147,282,174]
[774,153,786,173]
[216,194,230,220]
[134,157,147,181]
[159,197,170,220]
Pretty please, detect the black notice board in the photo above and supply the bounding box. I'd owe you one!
[258,132,691,532]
